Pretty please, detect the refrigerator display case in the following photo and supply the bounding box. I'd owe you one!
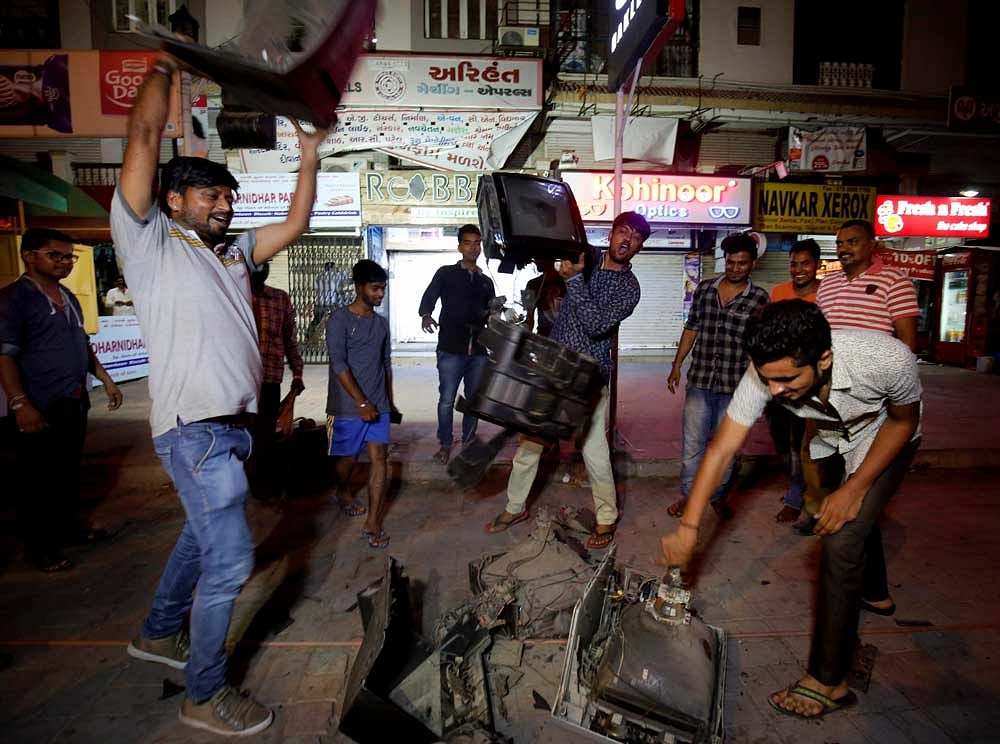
[932,247,1000,367]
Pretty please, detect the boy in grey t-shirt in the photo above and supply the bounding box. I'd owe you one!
[325,260,396,549]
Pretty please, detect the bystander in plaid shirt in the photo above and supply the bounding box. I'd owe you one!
[252,285,304,386]
[684,276,769,394]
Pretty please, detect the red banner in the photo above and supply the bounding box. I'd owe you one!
[99,51,158,116]
[875,195,991,238]
[877,249,936,281]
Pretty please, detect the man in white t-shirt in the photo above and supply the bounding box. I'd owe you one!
[113,48,327,737]
[104,276,135,315]
[661,300,921,722]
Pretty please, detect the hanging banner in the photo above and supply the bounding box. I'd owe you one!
[875,195,991,238]
[682,252,701,320]
[0,54,72,132]
[591,115,678,164]
[91,316,149,383]
[876,249,936,281]
[754,183,876,234]
[230,172,361,229]
[788,126,867,172]
[562,171,752,225]
[238,111,537,173]
[99,51,157,116]
[342,55,542,109]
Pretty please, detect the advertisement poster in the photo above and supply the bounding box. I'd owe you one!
[561,172,752,226]
[754,183,876,234]
[876,249,936,281]
[788,126,867,172]
[0,54,72,132]
[91,316,149,383]
[683,253,702,320]
[99,51,157,116]
[230,172,361,229]
[238,111,536,173]
[875,196,991,239]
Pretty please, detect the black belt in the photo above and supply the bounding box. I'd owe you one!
[196,413,256,428]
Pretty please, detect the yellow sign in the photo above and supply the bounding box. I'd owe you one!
[754,183,876,234]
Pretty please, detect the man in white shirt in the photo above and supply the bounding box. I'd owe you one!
[104,276,135,315]
[661,300,921,721]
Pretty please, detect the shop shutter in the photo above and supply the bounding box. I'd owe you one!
[268,251,290,294]
[619,253,687,349]
[698,130,778,171]
[751,250,792,295]
[0,138,104,162]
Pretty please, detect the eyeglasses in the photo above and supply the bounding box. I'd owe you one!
[33,250,79,264]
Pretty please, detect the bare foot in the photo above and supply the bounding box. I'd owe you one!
[769,675,850,718]
[775,505,801,523]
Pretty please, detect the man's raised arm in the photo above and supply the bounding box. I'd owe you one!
[120,54,176,217]
[254,121,328,265]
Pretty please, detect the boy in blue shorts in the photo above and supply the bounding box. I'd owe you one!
[325,260,395,548]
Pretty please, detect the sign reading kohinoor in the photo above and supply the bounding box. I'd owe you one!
[754,183,876,234]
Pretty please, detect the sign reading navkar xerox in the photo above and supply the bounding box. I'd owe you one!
[561,172,752,225]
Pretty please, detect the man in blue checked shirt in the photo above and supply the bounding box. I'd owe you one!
[485,211,648,550]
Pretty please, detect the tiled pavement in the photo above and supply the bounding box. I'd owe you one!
[1,450,998,743]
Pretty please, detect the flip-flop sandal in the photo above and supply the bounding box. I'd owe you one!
[587,527,616,549]
[768,685,858,720]
[667,499,687,518]
[860,599,896,616]
[337,499,368,518]
[362,529,390,550]
[485,511,530,534]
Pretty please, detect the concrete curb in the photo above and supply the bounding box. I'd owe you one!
[394,448,1000,484]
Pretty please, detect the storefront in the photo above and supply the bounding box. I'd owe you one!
[875,194,992,358]
[561,171,753,350]
[231,171,364,363]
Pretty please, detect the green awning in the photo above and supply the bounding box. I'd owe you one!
[0,154,108,217]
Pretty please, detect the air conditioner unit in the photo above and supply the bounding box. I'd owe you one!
[498,26,540,47]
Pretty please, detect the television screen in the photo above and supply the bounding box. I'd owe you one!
[478,173,589,273]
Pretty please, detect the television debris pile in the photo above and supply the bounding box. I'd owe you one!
[338,513,727,743]
[134,0,376,148]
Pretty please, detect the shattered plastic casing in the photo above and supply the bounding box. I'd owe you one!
[552,547,727,744]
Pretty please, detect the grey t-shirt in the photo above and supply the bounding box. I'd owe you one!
[726,330,922,476]
[110,189,262,437]
[325,306,391,417]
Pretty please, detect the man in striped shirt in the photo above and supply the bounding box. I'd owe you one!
[817,219,919,351]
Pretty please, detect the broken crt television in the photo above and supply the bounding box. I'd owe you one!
[477,173,590,274]
[456,315,603,440]
[552,547,727,744]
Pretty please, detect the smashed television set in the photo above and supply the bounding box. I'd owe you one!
[553,547,727,744]
[477,173,591,274]
[135,0,376,147]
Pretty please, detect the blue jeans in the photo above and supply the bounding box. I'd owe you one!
[766,402,806,510]
[436,351,487,447]
[144,421,255,703]
[680,386,735,504]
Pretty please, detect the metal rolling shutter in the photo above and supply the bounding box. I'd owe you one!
[751,250,792,295]
[0,138,104,162]
[619,253,686,349]
[697,130,778,171]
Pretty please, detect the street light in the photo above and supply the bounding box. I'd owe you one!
[960,189,980,197]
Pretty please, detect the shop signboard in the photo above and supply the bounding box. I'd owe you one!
[875,195,991,239]
[360,170,480,225]
[753,183,876,234]
[607,0,685,92]
[877,249,936,281]
[788,126,867,172]
[238,110,536,173]
[561,171,752,226]
[948,87,1000,134]
[342,54,542,110]
[91,316,149,383]
[230,173,361,229]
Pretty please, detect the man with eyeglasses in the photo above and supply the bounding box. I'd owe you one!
[0,228,123,573]
[419,224,496,464]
